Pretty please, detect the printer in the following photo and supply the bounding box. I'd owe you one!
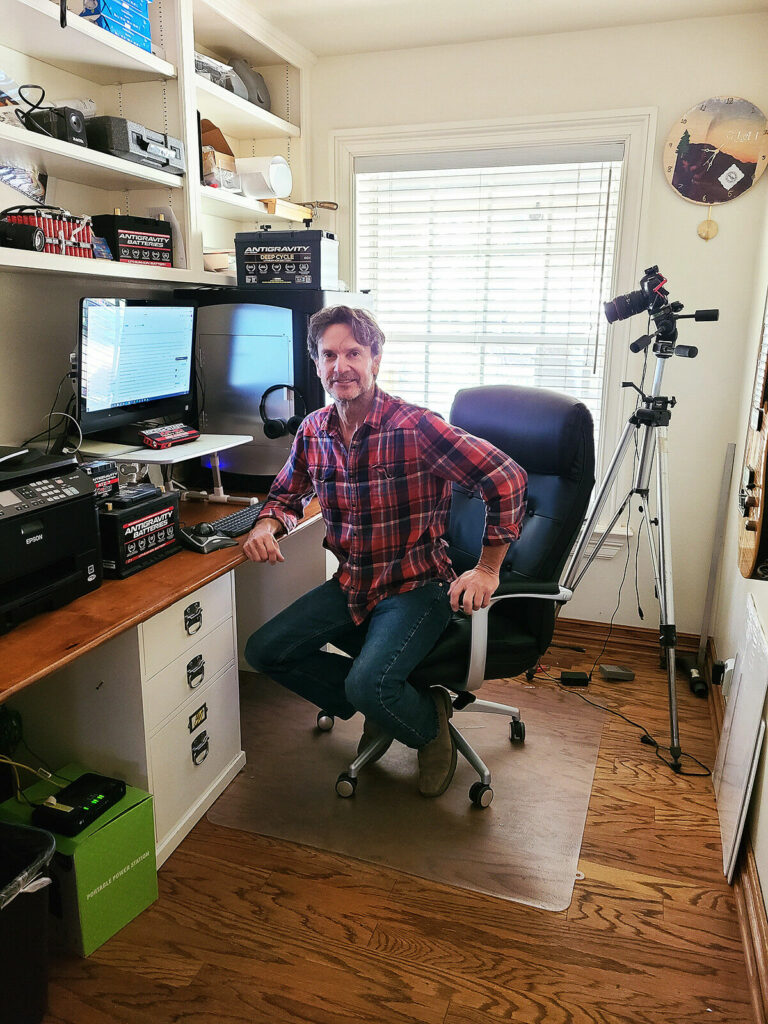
[0,447,102,635]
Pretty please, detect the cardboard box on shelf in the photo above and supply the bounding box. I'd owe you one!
[0,763,158,957]
[200,120,240,191]
[203,250,234,273]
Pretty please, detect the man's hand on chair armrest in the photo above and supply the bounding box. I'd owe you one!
[448,544,509,614]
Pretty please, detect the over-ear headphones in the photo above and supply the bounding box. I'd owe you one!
[259,384,307,439]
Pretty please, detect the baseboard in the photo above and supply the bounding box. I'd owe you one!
[553,616,699,657]
[706,638,768,1024]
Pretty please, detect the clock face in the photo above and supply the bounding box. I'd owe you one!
[664,97,768,205]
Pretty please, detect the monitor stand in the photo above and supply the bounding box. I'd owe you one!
[176,450,257,506]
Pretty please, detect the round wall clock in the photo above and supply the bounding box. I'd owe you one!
[664,97,768,205]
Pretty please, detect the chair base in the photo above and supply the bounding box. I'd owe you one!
[320,696,525,808]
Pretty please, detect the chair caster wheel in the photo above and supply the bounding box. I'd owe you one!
[509,719,526,742]
[336,773,357,798]
[469,782,493,808]
[317,711,335,732]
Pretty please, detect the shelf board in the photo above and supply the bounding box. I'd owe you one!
[199,186,308,224]
[193,0,282,68]
[0,248,218,284]
[0,0,176,84]
[200,185,270,222]
[196,77,299,140]
[0,123,184,192]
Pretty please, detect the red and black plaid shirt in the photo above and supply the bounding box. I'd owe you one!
[258,388,528,624]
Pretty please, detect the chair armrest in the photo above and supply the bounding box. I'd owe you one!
[461,584,573,692]
[492,581,573,603]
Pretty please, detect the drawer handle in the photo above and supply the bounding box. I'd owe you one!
[184,602,203,635]
[191,731,209,766]
[187,655,205,689]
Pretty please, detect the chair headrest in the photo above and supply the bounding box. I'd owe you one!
[450,384,593,478]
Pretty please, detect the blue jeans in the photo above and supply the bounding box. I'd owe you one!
[244,579,452,748]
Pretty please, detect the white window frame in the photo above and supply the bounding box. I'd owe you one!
[331,109,657,533]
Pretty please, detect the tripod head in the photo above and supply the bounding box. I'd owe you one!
[605,265,719,359]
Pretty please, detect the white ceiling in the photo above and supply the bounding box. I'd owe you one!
[251,0,767,58]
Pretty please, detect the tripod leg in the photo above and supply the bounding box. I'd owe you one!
[653,428,682,769]
[561,419,638,591]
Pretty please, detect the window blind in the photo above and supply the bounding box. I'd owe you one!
[355,157,623,448]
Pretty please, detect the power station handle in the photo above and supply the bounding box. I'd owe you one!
[186,654,205,689]
[184,602,202,635]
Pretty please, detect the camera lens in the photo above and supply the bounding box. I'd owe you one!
[69,110,84,133]
[604,289,648,323]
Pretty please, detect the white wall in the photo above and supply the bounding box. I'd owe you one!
[713,208,768,908]
[306,13,768,637]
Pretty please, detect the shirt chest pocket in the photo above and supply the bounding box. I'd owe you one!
[369,461,417,507]
[309,465,336,499]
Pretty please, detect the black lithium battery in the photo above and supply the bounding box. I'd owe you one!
[91,213,173,268]
[98,490,181,578]
[234,230,338,288]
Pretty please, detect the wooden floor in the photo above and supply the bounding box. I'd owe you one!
[44,636,754,1024]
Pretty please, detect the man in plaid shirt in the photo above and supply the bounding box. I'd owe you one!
[244,307,527,798]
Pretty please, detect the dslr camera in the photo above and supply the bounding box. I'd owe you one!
[604,266,669,324]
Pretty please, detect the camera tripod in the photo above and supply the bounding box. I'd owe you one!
[560,303,716,771]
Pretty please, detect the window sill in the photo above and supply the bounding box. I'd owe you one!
[585,523,634,559]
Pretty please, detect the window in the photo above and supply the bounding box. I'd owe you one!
[355,150,623,452]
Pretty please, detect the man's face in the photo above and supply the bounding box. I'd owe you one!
[314,322,381,404]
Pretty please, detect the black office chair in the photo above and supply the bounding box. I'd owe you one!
[325,384,595,807]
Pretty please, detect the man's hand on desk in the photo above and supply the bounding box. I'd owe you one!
[243,517,285,564]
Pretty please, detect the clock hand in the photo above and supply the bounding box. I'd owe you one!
[702,146,719,172]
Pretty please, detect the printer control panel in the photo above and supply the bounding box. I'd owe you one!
[0,469,94,522]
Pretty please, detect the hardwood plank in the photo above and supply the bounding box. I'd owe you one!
[41,628,754,1024]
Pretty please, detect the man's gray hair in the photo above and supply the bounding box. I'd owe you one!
[306,306,385,361]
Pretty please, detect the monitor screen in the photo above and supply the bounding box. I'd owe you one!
[78,298,196,437]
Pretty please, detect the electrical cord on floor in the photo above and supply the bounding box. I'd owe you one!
[532,664,711,776]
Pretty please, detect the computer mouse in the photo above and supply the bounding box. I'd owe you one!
[191,522,215,536]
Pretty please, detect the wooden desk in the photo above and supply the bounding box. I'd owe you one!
[0,497,321,702]
[1,497,325,865]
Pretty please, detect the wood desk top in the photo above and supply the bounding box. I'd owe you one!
[0,497,321,703]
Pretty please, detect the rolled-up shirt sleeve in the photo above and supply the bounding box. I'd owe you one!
[257,426,315,535]
[417,411,527,545]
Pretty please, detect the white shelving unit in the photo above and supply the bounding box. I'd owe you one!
[199,184,273,222]
[195,77,299,141]
[0,123,184,192]
[0,246,232,282]
[0,0,315,281]
[0,0,176,83]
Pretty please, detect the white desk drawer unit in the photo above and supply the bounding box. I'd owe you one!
[14,570,246,868]
[143,617,237,733]
[141,572,244,864]
[141,573,234,678]
[150,662,241,845]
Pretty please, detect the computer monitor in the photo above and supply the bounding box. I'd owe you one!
[77,297,197,440]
